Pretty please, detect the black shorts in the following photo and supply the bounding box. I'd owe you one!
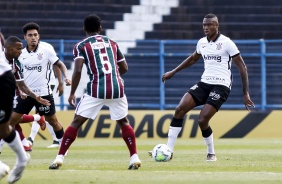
[0,71,16,124]
[13,94,56,116]
[188,81,231,111]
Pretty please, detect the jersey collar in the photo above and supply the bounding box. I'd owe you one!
[26,42,39,53]
[206,32,220,43]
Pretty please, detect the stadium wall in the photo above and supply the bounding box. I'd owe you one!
[23,110,281,140]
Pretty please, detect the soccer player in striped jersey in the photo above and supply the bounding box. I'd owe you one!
[155,13,255,161]
[0,32,30,184]
[49,14,141,170]
[8,23,71,149]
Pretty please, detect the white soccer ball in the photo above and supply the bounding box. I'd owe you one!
[152,144,172,162]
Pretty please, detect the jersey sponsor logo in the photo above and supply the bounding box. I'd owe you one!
[39,105,50,113]
[91,42,110,49]
[209,91,220,100]
[203,55,222,62]
[205,77,225,83]
[24,65,42,72]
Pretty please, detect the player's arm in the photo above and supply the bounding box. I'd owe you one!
[117,60,128,75]
[162,51,201,83]
[16,80,50,106]
[53,65,63,96]
[54,60,71,86]
[233,54,255,110]
[0,32,5,51]
[68,58,84,107]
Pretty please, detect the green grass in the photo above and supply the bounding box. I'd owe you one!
[1,139,282,184]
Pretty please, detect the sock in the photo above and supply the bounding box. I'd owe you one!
[21,114,40,123]
[29,121,40,141]
[0,139,5,153]
[15,124,25,141]
[121,125,137,156]
[46,121,58,141]
[54,128,64,143]
[202,126,215,154]
[58,126,78,155]
[22,138,30,147]
[4,129,28,166]
[166,117,183,152]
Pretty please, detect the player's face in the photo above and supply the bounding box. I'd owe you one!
[9,42,23,59]
[24,29,40,47]
[203,18,218,39]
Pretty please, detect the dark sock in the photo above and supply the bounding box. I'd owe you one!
[201,126,213,138]
[15,124,25,140]
[121,125,137,156]
[58,126,77,155]
[170,117,183,127]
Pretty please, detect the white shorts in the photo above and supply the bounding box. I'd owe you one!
[75,94,128,120]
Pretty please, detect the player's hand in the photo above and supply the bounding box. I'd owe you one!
[36,96,51,106]
[162,71,175,83]
[243,93,255,111]
[20,92,27,99]
[68,94,76,107]
[64,78,71,86]
[56,82,64,97]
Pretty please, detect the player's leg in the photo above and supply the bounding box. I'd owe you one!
[49,94,103,169]
[198,104,217,161]
[15,124,32,152]
[166,92,196,152]
[0,71,29,183]
[27,121,40,145]
[201,85,230,162]
[37,95,64,143]
[108,95,141,170]
[46,121,60,148]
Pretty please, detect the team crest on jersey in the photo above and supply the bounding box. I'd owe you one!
[37,53,43,60]
[216,43,222,50]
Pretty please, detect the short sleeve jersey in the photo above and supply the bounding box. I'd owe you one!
[73,35,125,99]
[17,41,59,96]
[0,41,12,76]
[196,34,240,88]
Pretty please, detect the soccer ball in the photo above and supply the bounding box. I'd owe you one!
[152,144,172,162]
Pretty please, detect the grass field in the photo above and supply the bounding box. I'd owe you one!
[1,138,282,184]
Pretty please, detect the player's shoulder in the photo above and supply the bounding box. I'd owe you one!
[218,34,233,42]
[39,41,54,49]
[197,36,208,45]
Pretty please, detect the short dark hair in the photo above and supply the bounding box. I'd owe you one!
[84,14,101,33]
[22,22,40,35]
[204,13,217,19]
[4,36,22,48]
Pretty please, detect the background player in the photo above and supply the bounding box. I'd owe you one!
[152,13,255,161]
[49,14,141,170]
[8,22,71,147]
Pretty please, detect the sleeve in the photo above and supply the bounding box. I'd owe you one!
[196,40,201,55]
[73,42,85,60]
[226,39,240,57]
[116,45,125,62]
[47,45,60,64]
[13,59,24,81]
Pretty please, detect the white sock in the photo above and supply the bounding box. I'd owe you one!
[204,133,215,154]
[167,126,182,152]
[46,121,58,141]
[29,121,40,141]
[21,138,30,147]
[0,139,5,153]
[6,131,28,165]
[33,114,41,121]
